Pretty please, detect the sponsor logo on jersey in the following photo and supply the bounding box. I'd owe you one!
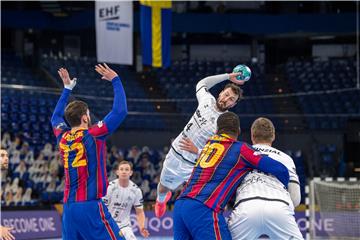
[254,147,280,155]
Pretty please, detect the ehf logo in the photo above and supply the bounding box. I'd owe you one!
[99,5,121,21]
[98,5,130,31]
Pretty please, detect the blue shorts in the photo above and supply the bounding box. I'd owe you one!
[173,198,232,240]
[62,200,124,240]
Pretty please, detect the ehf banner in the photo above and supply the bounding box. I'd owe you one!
[95,1,133,65]
[140,0,172,68]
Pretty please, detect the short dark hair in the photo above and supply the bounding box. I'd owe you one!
[217,112,240,137]
[224,83,244,102]
[64,100,88,127]
[118,160,133,170]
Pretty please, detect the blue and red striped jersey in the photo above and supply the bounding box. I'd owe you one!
[180,134,289,213]
[56,124,111,203]
[51,76,127,203]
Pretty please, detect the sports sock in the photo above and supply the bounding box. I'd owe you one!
[157,185,168,203]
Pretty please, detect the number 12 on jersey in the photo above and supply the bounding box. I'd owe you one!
[59,142,87,168]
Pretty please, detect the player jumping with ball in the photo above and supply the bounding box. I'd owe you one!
[155,71,245,218]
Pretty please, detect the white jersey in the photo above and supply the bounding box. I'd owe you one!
[103,180,143,229]
[171,75,226,164]
[235,144,299,209]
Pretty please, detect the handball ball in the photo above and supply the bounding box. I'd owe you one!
[233,65,251,81]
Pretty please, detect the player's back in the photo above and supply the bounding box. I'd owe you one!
[235,144,298,208]
[180,134,257,212]
[59,127,108,203]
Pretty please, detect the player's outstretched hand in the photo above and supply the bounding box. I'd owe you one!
[95,63,118,81]
[179,137,198,155]
[0,226,15,240]
[58,68,77,90]
[140,228,150,238]
[229,73,246,85]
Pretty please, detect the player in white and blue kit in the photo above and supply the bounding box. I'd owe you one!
[103,161,149,240]
[227,117,303,240]
[155,72,245,217]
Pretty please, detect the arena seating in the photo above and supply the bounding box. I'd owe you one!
[286,58,356,91]
[1,50,51,87]
[286,57,359,129]
[1,88,58,152]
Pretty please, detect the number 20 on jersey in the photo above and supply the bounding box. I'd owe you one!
[196,142,225,168]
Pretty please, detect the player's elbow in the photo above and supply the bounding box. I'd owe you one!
[117,105,128,123]
[114,109,127,125]
[290,192,301,207]
[196,81,204,91]
[113,101,128,118]
[135,208,144,216]
[196,78,209,91]
[293,196,301,207]
[288,182,301,207]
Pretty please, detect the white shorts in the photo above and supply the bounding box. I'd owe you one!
[120,226,136,240]
[159,148,195,191]
[228,199,303,240]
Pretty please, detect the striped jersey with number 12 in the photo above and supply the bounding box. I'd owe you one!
[54,122,112,203]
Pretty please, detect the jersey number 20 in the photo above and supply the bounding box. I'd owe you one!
[196,142,225,168]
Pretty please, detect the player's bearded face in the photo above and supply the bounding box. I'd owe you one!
[216,89,238,111]
[0,150,9,170]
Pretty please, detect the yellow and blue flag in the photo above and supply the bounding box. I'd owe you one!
[140,0,172,68]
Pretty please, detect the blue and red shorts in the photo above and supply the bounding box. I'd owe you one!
[174,198,232,240]
[62,199,124,240]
